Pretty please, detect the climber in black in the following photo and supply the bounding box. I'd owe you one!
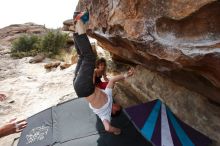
[72,11,134,135]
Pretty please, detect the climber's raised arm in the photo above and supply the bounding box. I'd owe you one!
[106,68,134,89]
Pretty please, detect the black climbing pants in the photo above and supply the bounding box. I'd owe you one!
[73,33,96,97]
[73,33,83,77]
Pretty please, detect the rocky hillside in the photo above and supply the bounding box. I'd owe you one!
[72,0,220,145]
[0,23,47,46]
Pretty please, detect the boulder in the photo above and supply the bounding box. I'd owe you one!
[76,0,220,145]
[63,19,73,26]
[44,62,61,70]
[29,53,45,64]
[60,63,72,70]
[63,19,74,31]
[76,0,220,104]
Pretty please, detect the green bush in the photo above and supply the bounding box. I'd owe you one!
[11,35,40,58]
[41,30,68,55]
[11,30,69,58]
[12,35,40,52]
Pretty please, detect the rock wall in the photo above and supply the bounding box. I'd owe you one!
[76,0,220,104]
[113,65,220,145]
[75,0,220,145]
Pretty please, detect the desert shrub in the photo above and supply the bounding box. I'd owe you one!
[11,30,69,58]
[40,30,68,55]
[12,35,40,52]
[11,35,40,58]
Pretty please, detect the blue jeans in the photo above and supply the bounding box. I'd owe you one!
[73,33,96,97]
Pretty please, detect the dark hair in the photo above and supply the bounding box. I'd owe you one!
[96,57,107,69]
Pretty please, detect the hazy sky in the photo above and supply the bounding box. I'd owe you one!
[0,0,79,29]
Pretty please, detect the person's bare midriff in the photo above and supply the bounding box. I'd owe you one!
[86,87,108,109]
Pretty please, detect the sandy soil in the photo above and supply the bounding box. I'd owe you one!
[0,46,76,145]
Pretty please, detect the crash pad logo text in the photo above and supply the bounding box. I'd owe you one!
[26,125,49,144]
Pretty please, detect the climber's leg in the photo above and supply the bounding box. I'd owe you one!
[73,33,83,81]
[73,33,96,97]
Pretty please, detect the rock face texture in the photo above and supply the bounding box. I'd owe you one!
[112,66,220,145]
[63,19,74,31]
[76,0,220,104]
[75,0,220,145]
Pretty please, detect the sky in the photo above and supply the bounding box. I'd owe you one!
[0,0,79,29]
